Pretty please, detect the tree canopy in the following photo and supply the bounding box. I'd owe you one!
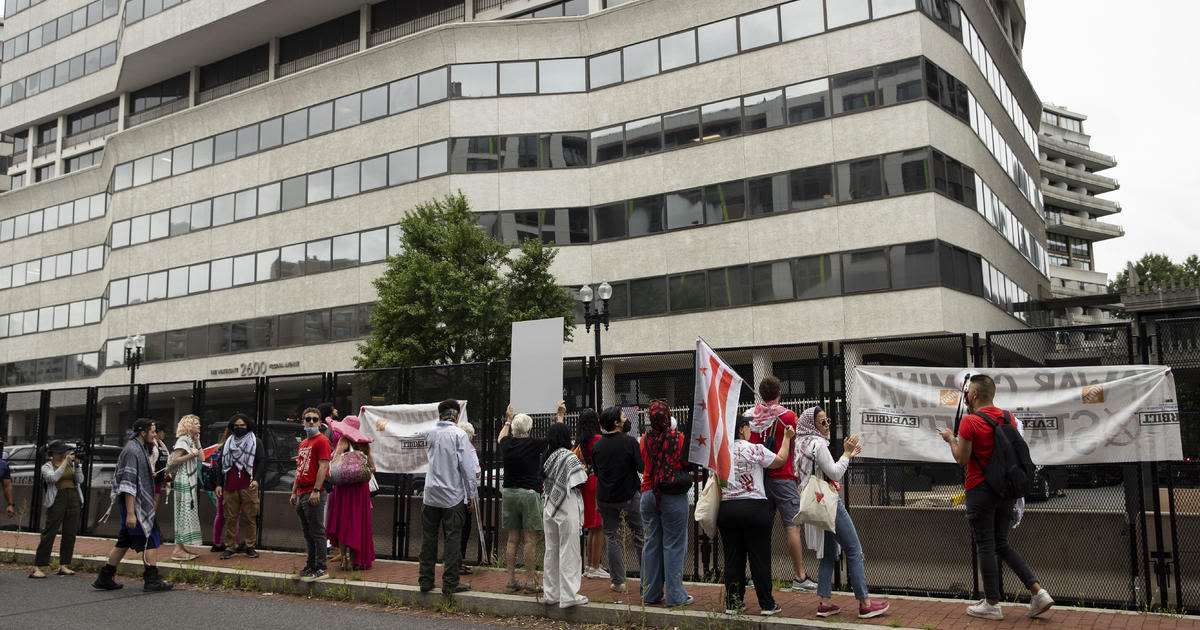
[355,192,576,369]
[1110,253,1200,294]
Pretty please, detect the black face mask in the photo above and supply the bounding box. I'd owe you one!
[232,426,249,438]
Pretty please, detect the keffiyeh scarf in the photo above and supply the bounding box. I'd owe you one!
[221,432,256,475]
[542,447,587,517]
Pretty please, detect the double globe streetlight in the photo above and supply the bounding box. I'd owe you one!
[577,281,612,408]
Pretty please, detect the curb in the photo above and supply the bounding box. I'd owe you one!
[3,546,926,630]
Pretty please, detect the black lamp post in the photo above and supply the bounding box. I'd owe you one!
[124,334,145,412]
[578,281,612,408]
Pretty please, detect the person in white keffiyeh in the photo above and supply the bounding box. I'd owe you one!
[541,422,589,609]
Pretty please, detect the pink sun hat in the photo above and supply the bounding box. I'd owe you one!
[329,415,372,444]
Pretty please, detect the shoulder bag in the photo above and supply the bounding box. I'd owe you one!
[793,442,838,532]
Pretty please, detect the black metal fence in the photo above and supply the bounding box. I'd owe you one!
[3,321,1198,612]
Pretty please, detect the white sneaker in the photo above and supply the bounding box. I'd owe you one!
[560,595,588,609]
[584,567,611,580]
[967,599,1004,620]
[1029,590,1054,617]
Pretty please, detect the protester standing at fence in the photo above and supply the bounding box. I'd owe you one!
[574,408,608,580]
[639,400,693,607]
[717,417,795,615]
[168,414,204,561]
[541,422,590,608]
[216,413,264,559]
[30,440,84,578]
[456,420,480,574]
[291,408,332,582]
[327,415,376,570]
[207,425,242,553]
[418,399,479,595]
[592,405,644,595]
[498,402,563,593]
[745,376,817,592]
[92,418,173,592]
[795,406,889,618]
[939,374,1054,620]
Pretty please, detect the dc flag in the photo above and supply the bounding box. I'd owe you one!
[689,338,744,484]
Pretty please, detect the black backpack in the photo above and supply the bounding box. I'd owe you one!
[972,410,1035,500]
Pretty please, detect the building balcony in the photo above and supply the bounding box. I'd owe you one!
[368,4,466,48]
[127,98,191,128]
[196,70,270,105]
[1045,212,1124,241]
[33,143,56,160]
[1039,134,1116,172]
[1040,159,1118,194]
[277,40,360,79]
[63,121,119,149]
[1041,185,1121,217]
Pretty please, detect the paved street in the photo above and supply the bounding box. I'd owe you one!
[0,567,507,629]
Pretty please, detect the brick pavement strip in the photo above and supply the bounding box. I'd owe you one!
[2,532,1197,630]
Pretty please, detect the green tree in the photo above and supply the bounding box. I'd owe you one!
[1109,253,1200,294]
[355,193,575,369]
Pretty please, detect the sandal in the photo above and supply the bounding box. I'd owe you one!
[29,568,47,579]
[56,567,76,575]
[170,553,198,562]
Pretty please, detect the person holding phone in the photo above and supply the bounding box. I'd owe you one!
[30,440,84,578]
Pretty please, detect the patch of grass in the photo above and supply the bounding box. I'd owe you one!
[325,582,351,601]
[921,622,938,630]
[375,589,397,606]
[886,618,903,628]
[433,595,457,613]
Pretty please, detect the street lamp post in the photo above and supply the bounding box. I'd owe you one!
[124,334,145,414]
[577,282,612,409]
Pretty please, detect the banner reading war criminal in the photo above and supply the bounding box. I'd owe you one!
[358,401,469,474]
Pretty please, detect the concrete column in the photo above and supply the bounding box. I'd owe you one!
[117,93,128,131]
[188,66,199,106]
[588,0,603,14]
[268,37,280,80]
[23,124,35,164]
[751,351,773,403]
[464,0,475,21]
[54,114,65,165]
[601,361,617,410]
[359,4,369,50]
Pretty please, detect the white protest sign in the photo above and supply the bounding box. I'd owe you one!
[510,317,564,414]
[358,401,468,474]
[851,365,1181,464]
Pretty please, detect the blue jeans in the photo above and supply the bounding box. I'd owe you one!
[818,501,869,600]
[640,490,689,606]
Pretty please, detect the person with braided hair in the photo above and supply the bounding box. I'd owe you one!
[638,400,693,607]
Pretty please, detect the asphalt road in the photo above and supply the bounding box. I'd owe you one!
[0,567,509,629]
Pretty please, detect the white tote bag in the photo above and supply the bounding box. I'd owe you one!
[694,474,721,537]
[793,444,837,532]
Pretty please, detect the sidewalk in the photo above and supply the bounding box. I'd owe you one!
[4,531,1195,630]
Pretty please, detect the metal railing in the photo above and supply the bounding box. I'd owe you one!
[368,4,466,47]
[63,121,118,149]
[277,40,360,78]
[33,143,56,160]
[126,98,190,128]
[196,70,269,105]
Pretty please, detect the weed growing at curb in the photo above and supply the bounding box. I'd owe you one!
[886,618,903,627]
[921,622,938,630]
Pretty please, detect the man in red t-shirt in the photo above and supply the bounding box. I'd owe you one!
[290,407,331,581]
[747,376,815,592]
[940,374,1053,621]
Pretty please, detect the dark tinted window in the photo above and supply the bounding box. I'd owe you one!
[786,78,828,123]
[747,174,788,215]
[450,136,499,172]
[882,149,929,195]
[665,189,704,230]
[831,69,877,114]
[836,157,882,202]
[624,117,662,157]
[709,266,750,308]
[842,249,889,293]
[704,180,745,223]
[878,57,922,106]
[626,196,663,237]
[591,126,623,163]
[669,272,706,312]
[794,254,840,299]
[662,108,700,148]
[592,203,625,240]
[890,241,938,289]
[629,277,667,316]
[751,262,793,303]
[541,132,588,168]
[790,164,834,210]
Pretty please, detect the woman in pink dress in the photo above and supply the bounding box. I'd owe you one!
[325,415,376,571]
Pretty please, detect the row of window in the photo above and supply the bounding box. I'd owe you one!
[509,0,587,19]
[1,0,119,62]
[970,170,1049,278]
[1041,111,1082,134]
[123,0,190,26]
[0,244,106,291]
[1,0,46,19]
[64,148,104,174]
[107,225,402,308]
[559,239,1029,323]
[0,301,376,386]
[0,193,107,243]
[0,298,104,339]
[964,68,1039,214]
[109,0,920,191]
[0,41,119,108]
[952,2,1037,157]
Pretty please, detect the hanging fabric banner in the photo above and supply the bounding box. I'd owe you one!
[358,401,469,474]
[851,366,1180,464]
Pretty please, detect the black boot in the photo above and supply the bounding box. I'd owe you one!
[143,565,174,592]
[92,564,123,590]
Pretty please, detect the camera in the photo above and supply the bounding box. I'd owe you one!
[73,446,87,459]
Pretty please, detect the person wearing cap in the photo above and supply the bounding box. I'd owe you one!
[30,440,85,578]
[0,437,15,520]
[638,400,692,607]
[93,418,173,592]
[418,399,479,595]
[291,407,332,581]
[326,414,376,571]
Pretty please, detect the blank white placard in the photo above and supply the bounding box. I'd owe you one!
[510,317,564,414]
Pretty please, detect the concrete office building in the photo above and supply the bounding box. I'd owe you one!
[1038,103,1124,325]
[0,0,1049,405]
